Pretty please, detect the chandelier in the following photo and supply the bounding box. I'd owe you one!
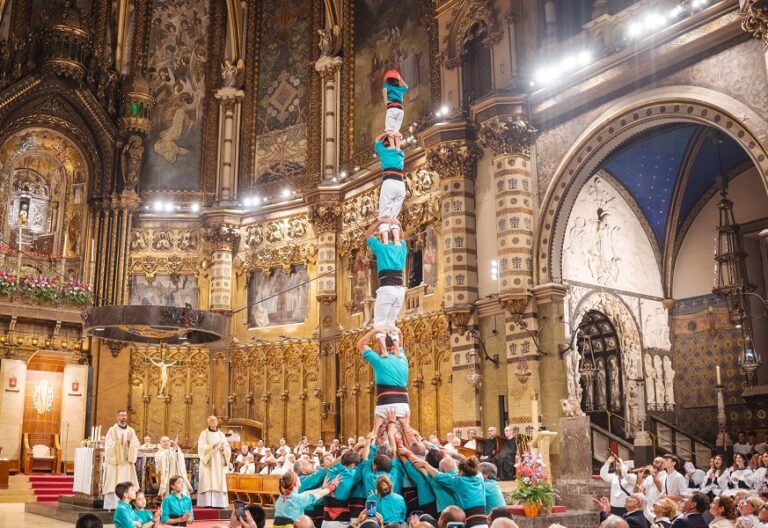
[711,133,761,386]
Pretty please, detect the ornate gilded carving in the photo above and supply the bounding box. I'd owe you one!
[477,118,538,157]
[240,215,309,250]
[501,293,532,320]
[177,231,198,251]
[446,307,473,335]
[401,195,440,234]
[152,230,173,251]
[240,243,317,273]
[309,202,341,233]
[205,224,240,252]
[404,168,437,199]
[443,0,503,69]
[243,225,264,249]
[120,136,144,191]
[426,141,481,180]
[741,0,768,46]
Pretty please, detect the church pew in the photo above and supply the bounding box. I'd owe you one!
[226,474,280,505]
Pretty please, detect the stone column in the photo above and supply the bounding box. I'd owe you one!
[478,115,541,431]
[204,224,240,311]
[315,56,343,181]
[214,87,245,205]
[423,128,482,432]
[308,197,341,439]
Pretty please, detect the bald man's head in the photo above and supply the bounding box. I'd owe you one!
[295,515,314,528]
[438,506,466,528]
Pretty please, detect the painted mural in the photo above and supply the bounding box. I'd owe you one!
[253,0,310,186]
[129,274,199,308]
[353,0,431,153]
[142,0,209,190]
[248,265,310,328]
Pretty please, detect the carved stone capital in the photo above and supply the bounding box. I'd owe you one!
[446,306,474,335]
[105,340,124,358]
[205,224,240,252]
[317,293,337,305]
[426,141,481,180]
[477,118,538,157]
[500,292,532,319]
[309,202,341,233]
[315,56,343,81]
[741,0,768,46]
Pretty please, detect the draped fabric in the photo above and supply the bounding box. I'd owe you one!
[102,424,140,510]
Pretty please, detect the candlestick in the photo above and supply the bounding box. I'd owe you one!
[531,394,540,431]
[716,365,721,385]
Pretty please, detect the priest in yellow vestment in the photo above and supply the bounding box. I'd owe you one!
[197,415,231,507]
[155,435,192,497]
[102,410,140,510]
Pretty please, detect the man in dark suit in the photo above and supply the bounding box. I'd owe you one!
[594,493,650,528]
[671,492,710,528]
[480,427,498,462]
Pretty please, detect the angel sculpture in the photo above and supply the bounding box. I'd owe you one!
[221,58,245,89]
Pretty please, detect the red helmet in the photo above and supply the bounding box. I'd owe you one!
[384,69,401,81]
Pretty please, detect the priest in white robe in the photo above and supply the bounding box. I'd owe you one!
[197,415,230,507]
[155,435,192,497]
[102,410,140,510]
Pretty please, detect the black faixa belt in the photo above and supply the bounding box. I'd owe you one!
[376,384,409,405]
[387,101,404,110]
[378,269,403,287]
[382,169,403,181]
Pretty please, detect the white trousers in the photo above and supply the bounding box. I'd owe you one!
[379,179,405,233]
[385,107,404,133]
[375,402,411,418]
[373,285,405,339]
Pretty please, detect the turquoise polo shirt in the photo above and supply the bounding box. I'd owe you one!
[300,468,327,508]
[433,471,485,510]
[160,493,194,523]
[133,509,153,524]
[366,491,407,524]
[362,347,408,387]
[483,478,506,513]
[430,467,458,511]
[361,446,404,495]
[326,462,362,501]
[113,501,135,528]
[375,141,405,170]
[404,459,437,507]
[367,237,407,273]
[275,490,318,522]
[385,84,409,104]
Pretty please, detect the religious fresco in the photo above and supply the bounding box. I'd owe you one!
[142,0,209,190]
[129,274,199,308]
[352,0,431,153]
[247,265,310,328]
[422,228,437,288]
[253,0,310,187]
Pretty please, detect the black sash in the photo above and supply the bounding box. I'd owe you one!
[376,384,409,405]
[378,269,404,287]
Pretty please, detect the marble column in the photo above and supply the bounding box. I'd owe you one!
[423,127,482,431]
[214,87,245,205]
[204,224,240,311]
[314,56,343,181]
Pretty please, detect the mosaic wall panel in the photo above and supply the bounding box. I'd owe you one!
[352,0,432,153]
[253,0,311,187]
[142,0,209,190]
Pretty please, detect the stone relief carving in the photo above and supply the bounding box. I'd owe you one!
[130,230,148,251]
[644,353,657,409]
[241,216,309,250]
[641,298,671,351]
[244,225,264,249]
[152,230,173,251]
[178,231,198,251]
[663,355,675,410]
[563,344,583,404]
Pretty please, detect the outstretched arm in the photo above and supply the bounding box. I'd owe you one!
[375,131,391,142]
[357,325,388,352]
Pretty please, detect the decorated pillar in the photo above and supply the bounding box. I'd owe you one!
[308,194,341,439]
[204,223,240,312]
[478,112,541,431]
[314,56,343,181]
[214,86,245,205]
[423,124,482,432]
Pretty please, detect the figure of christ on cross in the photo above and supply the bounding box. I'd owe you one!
[145,348,181,398]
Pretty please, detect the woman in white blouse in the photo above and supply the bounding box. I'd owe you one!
[748,452,767,491]
[722,453,753,497]
[701,455,729,498]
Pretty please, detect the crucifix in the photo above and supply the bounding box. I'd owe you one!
[144,344,186,398]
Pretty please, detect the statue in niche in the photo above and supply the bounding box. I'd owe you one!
[663,356,675,410]
[266,223,283,243]
[68,211,81,254]
[120,135,144,192]
[595,358,607,410]
[653,355,666,410]
[582,371,594,411]
[563,344,582,404]
[130,230,148,251]
[18,203,28,226]
[178,232,197,251]
[608,355,621,411]
[244,225,263,248]
[220,58,244,89]
[644,353,656,410]
[152,231,172,251]
[626,380,641,434]
[317,26,340,57]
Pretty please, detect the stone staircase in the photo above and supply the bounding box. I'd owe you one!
[0,475,74,503]
[0,476,36,503]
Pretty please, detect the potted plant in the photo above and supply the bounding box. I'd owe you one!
[61,278,93,307]
[508,448,559,516]
[20,274,59,305]
[0,271,17,299]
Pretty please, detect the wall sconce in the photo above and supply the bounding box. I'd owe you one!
[31,337,38,346]
[0,335,6,343]
[15,336,23,345]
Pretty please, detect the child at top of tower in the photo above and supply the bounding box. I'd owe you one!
[374,131,405,246]
[382,70,408,137]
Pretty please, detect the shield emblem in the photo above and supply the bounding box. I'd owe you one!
[72,380,80,392]
[9,375,16,388]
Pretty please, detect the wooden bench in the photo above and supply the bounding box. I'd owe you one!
[226,474,280,506]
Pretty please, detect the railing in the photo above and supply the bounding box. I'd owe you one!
[649,415,713,467]
[590,421,634,467]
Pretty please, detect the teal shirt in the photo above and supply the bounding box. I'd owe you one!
[404,459,436,506]
[374,141,405,170]
[275,490,318,521]
[362,347,408,387]
[483,478,506,513]
[385,84,409,103]
[367,236,407,273]
[366,492,407,524]
[433,472,485,510]
[430,468,458,511]
[300,469,327,509]
[133,508,153,524]
[361,448,404,496]
[113,501,135,528]
[326,463,362,501]
[161,493,194,522]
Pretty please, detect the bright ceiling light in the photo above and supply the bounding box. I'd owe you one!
[281,188,291,198]
[243,197,253,207]
[576,50,592,67]
[153,200,163,212]
[163,201,174,212]
[190,203,200,212]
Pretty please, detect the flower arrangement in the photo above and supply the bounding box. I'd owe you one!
[20,274,59,303]
[508,448,559,512]
[61,278,93,306]
[0,271,17,297]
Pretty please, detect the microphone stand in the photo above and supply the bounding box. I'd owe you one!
[62,421,70,475]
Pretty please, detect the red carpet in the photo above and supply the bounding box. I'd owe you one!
[192,507,228,521]
[26,475,75,503]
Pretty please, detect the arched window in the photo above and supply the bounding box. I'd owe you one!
[461,23,493,108]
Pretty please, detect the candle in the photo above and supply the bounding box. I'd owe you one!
[716,365,721,385]
[531,395,539,430]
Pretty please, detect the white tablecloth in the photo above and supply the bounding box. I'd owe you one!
[73,447,94,494]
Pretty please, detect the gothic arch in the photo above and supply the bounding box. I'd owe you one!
[536,86,768,294]
[442,0,501,69]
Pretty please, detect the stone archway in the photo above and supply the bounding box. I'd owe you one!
[536,86,768,288]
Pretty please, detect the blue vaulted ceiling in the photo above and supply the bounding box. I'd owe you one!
[600,124,750,247]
